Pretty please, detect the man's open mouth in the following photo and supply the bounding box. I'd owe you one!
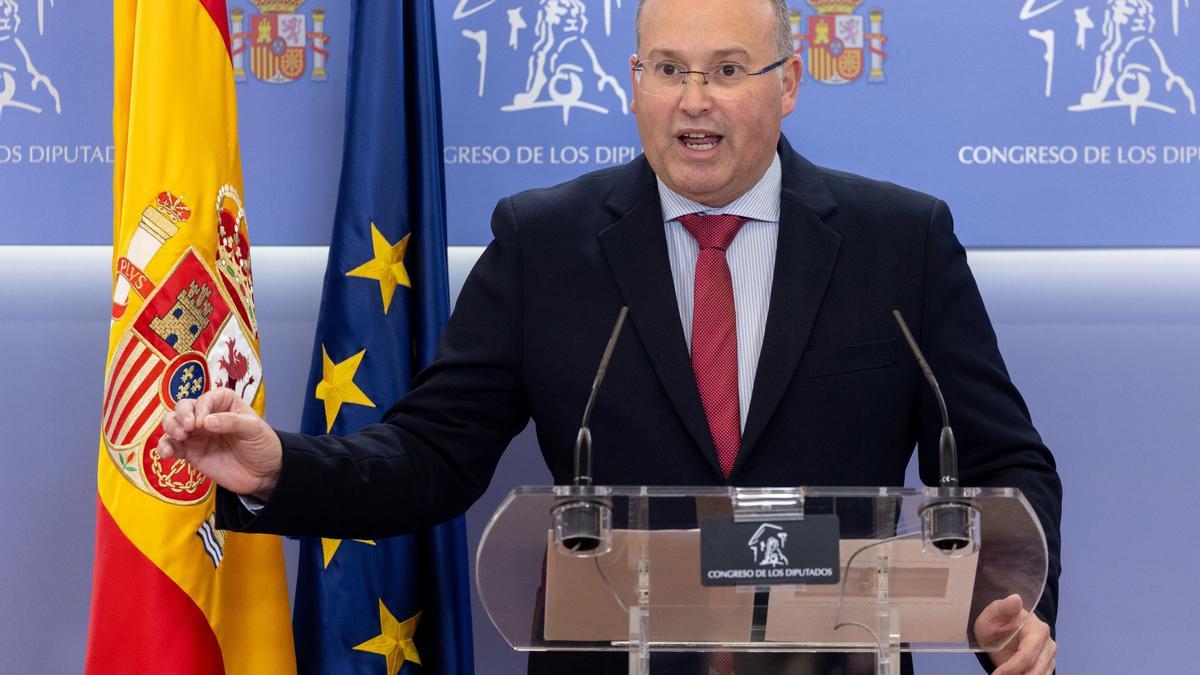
[679,132,722,151]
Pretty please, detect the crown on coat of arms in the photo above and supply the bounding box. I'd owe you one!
[215,185,256,327]
[154,192,192,223]
[138,192,190,241]
[806,0,863,14]
[251,0,305,13]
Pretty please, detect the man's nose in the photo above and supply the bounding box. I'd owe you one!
[677,76,713,116]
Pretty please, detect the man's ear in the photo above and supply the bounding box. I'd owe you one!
[629,54,640,114]
[780,56,801,117]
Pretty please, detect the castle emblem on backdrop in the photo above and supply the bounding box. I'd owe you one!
[229,0,331,84]
[103,188,263,505]
[791,0,887,86]
[452,0,630,125]
[1019,0,1195,125]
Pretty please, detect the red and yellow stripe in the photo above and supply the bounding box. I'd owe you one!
[809,46,834,82]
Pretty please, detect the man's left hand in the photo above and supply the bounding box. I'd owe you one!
[975,594,1056,674]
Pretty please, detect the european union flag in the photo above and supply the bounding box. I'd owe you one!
[293,1,473,673]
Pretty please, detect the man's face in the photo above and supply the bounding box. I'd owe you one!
[630,0,799,207]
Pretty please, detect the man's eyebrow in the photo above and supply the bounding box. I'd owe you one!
[643,48,682,61]
[710,47,753,60]
[643,47,753,61]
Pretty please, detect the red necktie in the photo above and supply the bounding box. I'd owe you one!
[678,213,746,478]
[708,651,736,675]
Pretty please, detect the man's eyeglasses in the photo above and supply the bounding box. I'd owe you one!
[631,57,790,100]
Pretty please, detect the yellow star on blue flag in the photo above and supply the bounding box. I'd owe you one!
[346,223,411,314]
[320,538,376,569]
[314,345,375,432]
[353,601,421,675]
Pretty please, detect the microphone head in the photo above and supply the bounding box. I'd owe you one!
[552,496,613,557]
[561,533,604,553]
[939,426,959,488]
[920,500,978,556]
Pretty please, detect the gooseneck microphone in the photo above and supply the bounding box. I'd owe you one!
[892,310,958,489]
[573,306,629,487]
[892,310,975,553]
[554,307,628,555]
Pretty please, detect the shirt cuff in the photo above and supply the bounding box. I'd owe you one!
[238,493,266,514]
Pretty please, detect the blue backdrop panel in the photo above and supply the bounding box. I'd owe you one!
[435,0,1200,245]
[1,1,1197,246]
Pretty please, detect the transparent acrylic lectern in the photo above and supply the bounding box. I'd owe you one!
[476,486,1048,675]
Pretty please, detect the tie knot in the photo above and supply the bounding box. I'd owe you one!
[678,213,746,251]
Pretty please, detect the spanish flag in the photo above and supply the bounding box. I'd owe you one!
[86,1,295,673]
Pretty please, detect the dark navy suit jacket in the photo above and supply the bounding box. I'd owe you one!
[219,137,1061,674]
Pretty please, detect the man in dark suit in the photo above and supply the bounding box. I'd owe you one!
[160,0,1060,672]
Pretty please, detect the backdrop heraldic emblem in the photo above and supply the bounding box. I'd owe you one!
[791,0,887,85]
[1020,0,1196,125]
[451,0,630,125]
[0,0,61,122]
[229,0,330,84]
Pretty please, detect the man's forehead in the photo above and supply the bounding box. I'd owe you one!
[636,0,778,56]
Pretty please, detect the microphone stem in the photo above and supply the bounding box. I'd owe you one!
[573,307,629,487]
[892,310,959,490]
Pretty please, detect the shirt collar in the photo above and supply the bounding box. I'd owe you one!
[656,153,782,224]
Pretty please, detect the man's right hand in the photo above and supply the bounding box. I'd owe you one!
[158,388,282,502]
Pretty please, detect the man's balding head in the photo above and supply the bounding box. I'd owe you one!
[635,0,794,61]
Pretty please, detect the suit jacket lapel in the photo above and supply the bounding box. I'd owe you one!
[733,142,842,477]
[597,159,723,477]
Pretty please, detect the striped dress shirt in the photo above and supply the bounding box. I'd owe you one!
[657,153,782,431]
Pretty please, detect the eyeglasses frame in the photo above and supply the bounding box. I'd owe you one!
[631,56,792,93]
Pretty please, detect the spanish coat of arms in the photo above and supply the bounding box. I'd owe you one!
[229,0,331,84]
[791,0,887,85]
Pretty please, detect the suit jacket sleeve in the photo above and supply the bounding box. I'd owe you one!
[216,197,530,538]
[915,199,1063,638]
